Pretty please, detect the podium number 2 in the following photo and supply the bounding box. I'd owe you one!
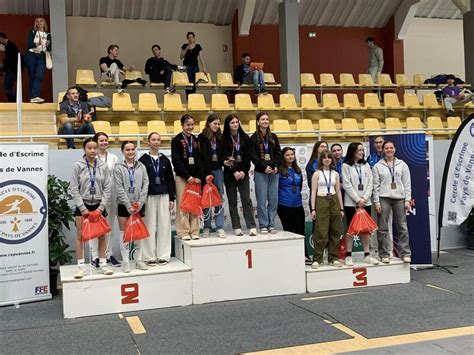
[121,283,139,304]
[352,268,368,287]
[245,249,253,269]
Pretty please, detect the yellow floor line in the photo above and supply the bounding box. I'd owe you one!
[126,316,147,335]
[426,284,458,294]
[301,292,363,301]
[118,313,124,319]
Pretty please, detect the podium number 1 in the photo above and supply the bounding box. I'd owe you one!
[245,249,253,269]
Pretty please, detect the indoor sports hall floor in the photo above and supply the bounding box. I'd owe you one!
[0,248,473,354]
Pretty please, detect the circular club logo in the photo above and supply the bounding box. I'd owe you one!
[0,180,47,244]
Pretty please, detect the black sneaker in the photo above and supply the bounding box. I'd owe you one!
[91,258,100,269]
[260,87,267,95]
[121,79,134,89]
[136,78,147,87]
[447,110,456,117]
[107,255,121,267]
[165,87,176,94]
[254,87,261,95]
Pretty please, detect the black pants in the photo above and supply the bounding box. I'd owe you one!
[224,173,256,229]
[277,204,309,257]
[153,65,173,88]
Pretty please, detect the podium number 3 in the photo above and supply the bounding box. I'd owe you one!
[121,283,139,304]
[245,249,253,269]
[352,268,368,287]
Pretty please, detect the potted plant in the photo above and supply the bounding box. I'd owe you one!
[48,175,74,296]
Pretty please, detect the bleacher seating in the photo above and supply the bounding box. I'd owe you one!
[138,93,160,112]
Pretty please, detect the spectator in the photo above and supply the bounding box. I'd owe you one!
[24,17,51,103]
[99,44,145,93]
[442,74,473,116]
[367,136,385,168]
[331,143,344,176]
[58,86,95,149]
[145,44,184,94]
[366,37,383,83]
[0,32,21,102]
[234,52,266,95]
[180,32,206,97]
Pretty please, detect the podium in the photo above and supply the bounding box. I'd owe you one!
[305,258,410,293]
[175,232,306,304]
[61,258,192,318]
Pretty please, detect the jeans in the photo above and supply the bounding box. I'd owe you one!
[24,51,46,99]
[254,172,279,229]
[224,173,256,229]
[185,65,199,97]
[377,198,411,258]
[60,122,95,149]
[3,69,16,102]
[204,169,225,230]
[243,70,265,90]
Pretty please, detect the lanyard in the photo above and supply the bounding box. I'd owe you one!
[231,133,240,154]
[288,169,298,188]
[127,165,135,188]
[385,159,395,183]
[211,136,217,154]
[152,155,160,177]
[183,133,193,156]
[355,164,363,185]
[263,136,269,153]
[322,169,332,194]
[85,158,97,188]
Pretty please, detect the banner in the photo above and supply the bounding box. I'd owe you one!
[369,133,432,265]
[439,115,474,227]
[0,144,51,306]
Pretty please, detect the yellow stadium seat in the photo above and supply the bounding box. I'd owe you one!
[24,123,57,135]
[395,74,412,88]
[322,94,341,110]
[363,118,382,133]
[235,94,255,111]
[423,93,441,109]
[364,93,382,109]
[150,81,165,88]
[119,120,141,141]
[125,70,145,86]
[359,74,379,87]
[264,73,281,88]
[447,116,461,133]
[343,93,363,110]
[377,74,396,87]
[296,119,315,138]
[187,94,208,111]
[385,117,402,132]
[76,69,97,86]
[427,116,445,135]
[320,73,340,87]
[87,92,108,111]
[279,94,299,110]
[92,121,114,141]
[172,72,193,87]
[56,91,65,110]
[257,94,279,111]
[406,117,424,131]
[211,94,231,111]
[404,93,422,109]
[163,93,186,112]
[301,93,320,110]
[173,120,182,134]
[112,93,134,111]
[319,118,338,137]
[384,93,404,109]
[147,120,169,140]
[342,118,361,136]
[195,72,216,88]
[138,93,160,112]
[300,73,319,88]
[340,73,359,87]
[248,119,256,133]
[272,119,292,137]
[413,74,436,88]
[198,120,206,133]
[217,72,238,88]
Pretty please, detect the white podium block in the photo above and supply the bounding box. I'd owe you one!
[175,232,306,304]
[306,258,410,293]
[60,258,192,318]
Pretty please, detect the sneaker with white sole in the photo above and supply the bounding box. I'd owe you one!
[30,97,45,103]
[107,255,121,267]
[217,229,226,238]
[249,228,257,236]
[202,228,211,238]
[147,260,158,267]
[180,235,191,240]
[330,260,343,267]
[74,267,85,279]
[100,265,113,275]
[311,261,320,269]
[268,228,278,234]
[402,255,411,263]
[260,228,268,235]
[158,259,169,266]
[364,255,380,265]
[122,262,131,273]
[135,261,148,271]
[191,234,200,240]
[381,256,390,264]
[234,229,244,236]
[345,256,354,266]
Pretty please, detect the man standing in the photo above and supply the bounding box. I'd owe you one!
[234,52,266,95]
[0,33,20,102]
[144,44,184,94]
[367,136,385,168]
[366,37,384,83]
[58,86,95,149]
[443,74,473,116]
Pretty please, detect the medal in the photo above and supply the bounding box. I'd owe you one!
[128,186,135,194]
[152,155,161,185]
[188,157,195,165]
[127,165,136,195]
[183,133,194,165]
[391,182,397,189]
[155,176,161,184]
[236,155,242,162]
[85,158,97,196]
[386,159,397,191]
[89,187,96,195]
[264,153,271,161]
[355,164,364,192]
[358,184,364,191]
[322,169,332,198]
[212,154,218,162]
[326,193,333,200]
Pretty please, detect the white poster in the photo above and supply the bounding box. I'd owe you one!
[0,143,51,306]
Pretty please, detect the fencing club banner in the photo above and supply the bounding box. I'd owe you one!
[0,144,51,306]
[439,115,474,227]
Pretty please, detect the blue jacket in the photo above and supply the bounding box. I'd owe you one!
[278,168,303,208]
[368,152,383,168]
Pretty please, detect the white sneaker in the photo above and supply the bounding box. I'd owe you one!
[135,261,148,271]
[268,228,278,234]
[311,261,320,269]
[345,256,354,266]
[74,266,85,279]
[30,97,45,103]
[330,260,343,267]
[122,262,131,273]
[217,229,226,238]
[249,228,257,236]
[100,265,113,275]
[381,256,390,264]
[402,255,411,263]
[180,235,191,241]
[202,228,211,238]
[191,234,200,240]
[364,255,380,265]
[260,228,268,235]
[234,229,244,236]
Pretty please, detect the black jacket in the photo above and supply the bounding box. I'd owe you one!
[171,133,205,181]
[144,56,178,83]
[222,132,252,177]
[198,133,224,175]
[234,64,248,85]
[249,132,282,173]
[138,153,176,201]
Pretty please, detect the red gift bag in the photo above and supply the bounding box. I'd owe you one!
[347,208,378,237]
[338,236,347,259]
[82,210,111,242]
[180,182,203,216]
[123,213,150,242]
[201,180,222,209]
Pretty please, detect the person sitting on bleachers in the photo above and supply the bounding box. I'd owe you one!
[442,74,473,117]
[234,52,266,95]
[99,44,145,93]
[59,86,95,149]
[144,44,185,94]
